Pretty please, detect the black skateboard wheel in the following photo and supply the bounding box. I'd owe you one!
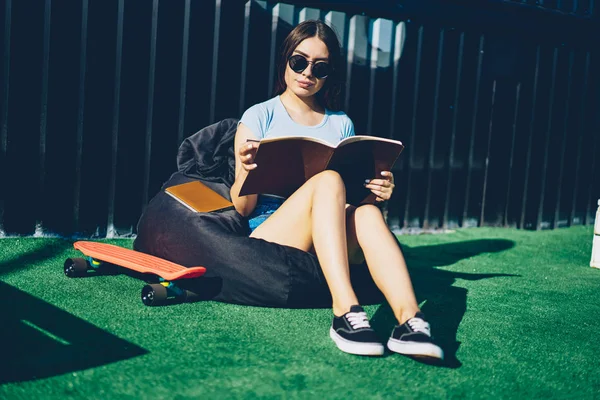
[141,283,168,306]
[64,257,89,277]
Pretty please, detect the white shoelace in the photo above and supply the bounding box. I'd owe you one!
[408,317,431,336]
[346,311,371,330]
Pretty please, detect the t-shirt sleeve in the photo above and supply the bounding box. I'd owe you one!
[239,104,266,139]
[342,116,355,139]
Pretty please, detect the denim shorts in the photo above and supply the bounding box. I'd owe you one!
[248,196,285,232]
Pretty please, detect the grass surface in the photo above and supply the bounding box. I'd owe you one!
[1,226,599,399]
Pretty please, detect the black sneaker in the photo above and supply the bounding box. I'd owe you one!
[330,305,384,356]
[387,312,444,360]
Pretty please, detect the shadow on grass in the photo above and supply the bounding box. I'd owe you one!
[0,281,148,384]
[0,240,72,277]
[369,238,518,369]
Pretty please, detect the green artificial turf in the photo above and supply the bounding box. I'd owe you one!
[1,226,599,399]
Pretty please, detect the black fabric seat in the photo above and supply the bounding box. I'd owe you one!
[133,118,382,307]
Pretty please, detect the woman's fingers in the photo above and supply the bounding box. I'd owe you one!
[381,171,394,183]
[365,182,395,191]
[239,142,258,167]
[365,175,394,201]
[369,188,389,201]
[366,179,392,187]
[239,142,257,156]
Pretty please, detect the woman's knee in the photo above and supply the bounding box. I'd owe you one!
[353,204,385,227]
[311,170,345,195]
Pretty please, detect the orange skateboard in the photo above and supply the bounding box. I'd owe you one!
[64,241,206,306]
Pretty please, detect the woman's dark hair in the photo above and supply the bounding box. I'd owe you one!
[274,20,344,111]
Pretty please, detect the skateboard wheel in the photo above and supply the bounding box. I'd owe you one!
[141,284,168,306]
[64,257,89,277]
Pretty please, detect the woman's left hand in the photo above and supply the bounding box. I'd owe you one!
[364,171,395,202]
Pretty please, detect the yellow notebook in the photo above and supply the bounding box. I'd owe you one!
[165,181,234,213]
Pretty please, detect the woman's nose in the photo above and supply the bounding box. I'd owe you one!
[302,63,314,77]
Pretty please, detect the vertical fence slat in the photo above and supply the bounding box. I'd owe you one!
[366,19,393,134]
[0,0,11,235]
[345,14,370,132]
[267,3,294,99]
[570,51,591,225]
[73,0,89,232]
[587,134,598,225]
[504,82,521,227]
[344,16,357,113]
[385,20,405,230]
[585,83,599,225]
[298,7,319,22]
[177,0,191,146]
[443,31,464,228]
[35,0,51,236]
[141,0,159,212]
[239,1,251,116]
[423,28,444,229]
[324,10,347,50]
[366,19,379,134]
[403,25,424,228]
[536,47,559,230]
[554,49,575,228]
[389,21,405,140]
[267,3,278,99]
[106,0,124,239]
[462,34,484,227]
[209,0,221,124]
[520,46,541,229]
[480,79,497,226]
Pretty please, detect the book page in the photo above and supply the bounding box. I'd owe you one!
[338,135,403,147]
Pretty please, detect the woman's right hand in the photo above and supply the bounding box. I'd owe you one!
[239,141,259,171]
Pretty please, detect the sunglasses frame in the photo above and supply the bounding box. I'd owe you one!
[287,54,332,79]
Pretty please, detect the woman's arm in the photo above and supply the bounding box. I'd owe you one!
[230,123,260,216]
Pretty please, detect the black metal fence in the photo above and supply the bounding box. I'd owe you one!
[0,0,598,237]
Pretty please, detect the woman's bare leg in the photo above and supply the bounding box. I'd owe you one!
[250,170,358,316]
[346,204,420,324]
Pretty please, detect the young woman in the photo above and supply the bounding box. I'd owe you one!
[231,20,443,360]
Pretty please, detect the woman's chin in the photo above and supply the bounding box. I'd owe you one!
[291,86,317,98]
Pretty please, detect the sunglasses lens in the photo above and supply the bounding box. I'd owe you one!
[312,62,331,79]
[288,55,331,79]
[289,55,308,73]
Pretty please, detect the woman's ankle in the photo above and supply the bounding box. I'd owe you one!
[396,308,420,325]
[333,303,359,317]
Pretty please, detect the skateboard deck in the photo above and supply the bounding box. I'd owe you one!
[65,241,207,306]
[72,241,206,281]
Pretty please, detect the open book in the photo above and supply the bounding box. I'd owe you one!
[165,181,233,213]
[239,135,404,206]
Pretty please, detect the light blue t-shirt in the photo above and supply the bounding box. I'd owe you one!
[239,95,355,146]
[240,96,355,231]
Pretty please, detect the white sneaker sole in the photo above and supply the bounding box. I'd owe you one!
[387,338,444,360]
[330,328,385,356]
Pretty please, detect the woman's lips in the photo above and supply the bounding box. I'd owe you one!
[296,80,314,89]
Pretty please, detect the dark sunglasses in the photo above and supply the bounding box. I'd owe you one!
[288,54,332,79]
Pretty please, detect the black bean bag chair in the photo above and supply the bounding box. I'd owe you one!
[133,118,382,307]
